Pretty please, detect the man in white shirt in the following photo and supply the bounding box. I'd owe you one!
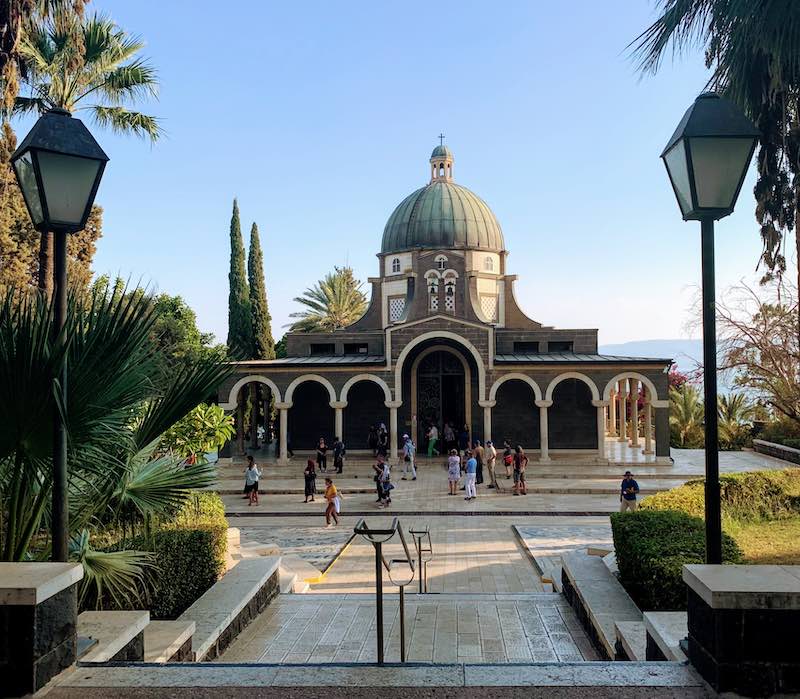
[401,434,417,480]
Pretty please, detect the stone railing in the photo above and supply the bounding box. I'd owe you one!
[752,438,800,465]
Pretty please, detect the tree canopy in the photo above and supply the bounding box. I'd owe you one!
[247,222,274,359]
[289,266,367,332]
[226,199,251,359]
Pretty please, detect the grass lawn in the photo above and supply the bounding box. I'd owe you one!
[726,517,800,565]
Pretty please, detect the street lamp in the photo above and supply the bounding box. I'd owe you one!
[661,92,758,564]
[10,107,109,562]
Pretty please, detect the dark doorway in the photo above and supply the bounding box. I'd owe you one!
[549,378,597,449]
[289,381,334,449]
[344,381,387,449]
[493,380,540,449]
[417,351,465,435]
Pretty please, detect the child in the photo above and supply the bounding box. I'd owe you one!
[244,455,261,506]
[323,478,339,528]
[447,449,461,496]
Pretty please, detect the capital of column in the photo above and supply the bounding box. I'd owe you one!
[330,401,347,409]
[274,402,293,410]
[535,400,552,408]
[385,400,402,409]
[591,399,610,408]
[478,400,496,408]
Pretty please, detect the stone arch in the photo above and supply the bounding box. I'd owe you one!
[544,371,600,402]
[340,374,392,404]
[394,330,486,403]
[285,374,337,405]
[489,373,542,402]
[602,372,660,402]
[220,374,282,410]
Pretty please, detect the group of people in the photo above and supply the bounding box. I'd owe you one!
[425,421,472,457]
[314,436,346,474]
[367,423,390,457]
[444,440,530,498]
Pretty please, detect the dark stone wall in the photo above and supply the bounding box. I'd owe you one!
[344,381,388,448]
[0,584,77,697]
[493,379,540,449]
[549,379,597,449]
[110,631,144,662]
[753,439,800,465]
[289,382,334,449]
[168,636,193,662]
[495,328,598,354]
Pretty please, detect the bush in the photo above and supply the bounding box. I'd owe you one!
[640,469,800,522]
[611,510,742,610]
[127,492,228,618]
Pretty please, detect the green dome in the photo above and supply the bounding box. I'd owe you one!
[381,180,505,254]
[431,144,453,159]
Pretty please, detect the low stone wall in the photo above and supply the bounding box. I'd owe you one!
[753,439,800,465]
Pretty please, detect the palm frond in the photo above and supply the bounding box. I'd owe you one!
[89,105,163,141]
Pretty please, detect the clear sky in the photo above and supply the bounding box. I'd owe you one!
[33,0,772,345]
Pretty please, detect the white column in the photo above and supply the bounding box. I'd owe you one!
[479,400,495,444]
[535,400,552,463]
[609,388,618,436]
[629,380,640,447]
[331,401,347,440]
[617,381,628,442]
[643,399,654,455]
[275,401,292,465]
[386,401,402,461]
[592,400,609,461]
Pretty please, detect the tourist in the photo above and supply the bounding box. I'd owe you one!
[378,458,393,508]
[401,434,417,480]
[373,454,386,503]
[444,422,456,452]
[447,449,461,495]
[513,446,528,495]
[316,437,328,472]
[333,436,346,474]
[473,440,485,485]
[620,471,640,512]
[486,440,498,489]
[368,424,378,456]
[303,458,316,503]
[503,440,513,479]
[244,455,261,506]
[323,478,339,528]
[458,424,470,453]
[427,423,439,457]
[377,425,389,457]
[464,448,477,501]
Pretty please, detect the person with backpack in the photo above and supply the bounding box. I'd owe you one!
[401,434,417,480]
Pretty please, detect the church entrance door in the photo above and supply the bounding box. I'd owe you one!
[415,350,466,449]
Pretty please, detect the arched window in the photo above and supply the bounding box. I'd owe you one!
[391,258,400,273]
[435,254,447,270]
[483,256,494,271]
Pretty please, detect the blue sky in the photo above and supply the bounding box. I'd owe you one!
[29,0,771,345]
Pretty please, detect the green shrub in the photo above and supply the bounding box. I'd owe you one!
[127,492,228,618]
[781,438,800,450]
[611,510,742,610]
[640,469,800,522]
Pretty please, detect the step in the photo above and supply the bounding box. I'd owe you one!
[143,620,195,663]
[281,554,324,583]
[615,620,646,661]
[644,611,688,662]
[78,610,149,663]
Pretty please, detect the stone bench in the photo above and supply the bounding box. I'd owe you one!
[78,610,149,663]
[178,556,280,661]
[561,553,642,659]
[644,611,687,662]
[143,620,195,663]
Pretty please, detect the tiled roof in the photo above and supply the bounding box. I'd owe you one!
[236,355,385,366]
[495,353,672,364]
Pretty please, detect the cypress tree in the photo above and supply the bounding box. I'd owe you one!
[247,222,275,360]
[226,199,251,358]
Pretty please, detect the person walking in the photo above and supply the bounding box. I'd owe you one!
[303,458,316,503]
[485,440,499,489]
[473,440,485,486]
[464,449,477,501]
[323,478,339,528]
[244,455,262,506]
[401,434,417,480]
[377,425,389,458]
[378,459,393,508]
[368,424,378,456]
[458,425,470,453]
[620,471,640,512]
[502,440,513,480]
[427,423,439,457]
[447,449,461,495]
[373,455,386,503]
[316,437,328,472]
[444,422,456,452]
[513,446,528,496]
[333,436,346,474]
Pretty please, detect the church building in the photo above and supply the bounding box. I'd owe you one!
[219,145,671,463]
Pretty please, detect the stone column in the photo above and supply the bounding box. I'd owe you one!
[609,388,617,436]
[331,401,347,440]
[629,380,640,448]
[643,396,654,455]
[275,402,292,464]
[592,400,609,461]
[617,381,628,442]
[386,400,402,461]
[653,401,671,459]
[479,400,496,444]
[535,399,552,463]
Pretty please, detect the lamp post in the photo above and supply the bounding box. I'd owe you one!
[661,92,758,563]
[10,108,109,562]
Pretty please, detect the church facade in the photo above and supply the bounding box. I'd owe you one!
[219,145,671,462]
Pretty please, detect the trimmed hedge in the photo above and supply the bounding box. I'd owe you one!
[128,492,228,619]
[611,509,742,611]
[640,469,800,522]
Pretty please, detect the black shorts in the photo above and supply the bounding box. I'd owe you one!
[244,482,258,493]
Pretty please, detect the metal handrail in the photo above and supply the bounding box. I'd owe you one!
[409,523,434,593]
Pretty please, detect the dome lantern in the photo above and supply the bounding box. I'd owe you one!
[430,135,453,182]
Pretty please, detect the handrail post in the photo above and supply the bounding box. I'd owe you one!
[417,534,424,593]
[399,584,406,663]
[375,540,384,665]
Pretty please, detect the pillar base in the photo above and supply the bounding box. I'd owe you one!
[642,449,655,456]
[276,458,290,466]
[538,457,551,464]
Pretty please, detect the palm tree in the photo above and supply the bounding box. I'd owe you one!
[669,384,705,448]
[631,1,800,332]
[13,8,161,296]
[718,392,754,449]
[289,266,367,332]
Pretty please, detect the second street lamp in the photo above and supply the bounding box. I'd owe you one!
[11,107,109,562]
[661,92,758,564]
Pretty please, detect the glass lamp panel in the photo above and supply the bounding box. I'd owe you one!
[689,137,754,210]
[12,152,44,225]
[663,141,693,215]
[37,151,101,226]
